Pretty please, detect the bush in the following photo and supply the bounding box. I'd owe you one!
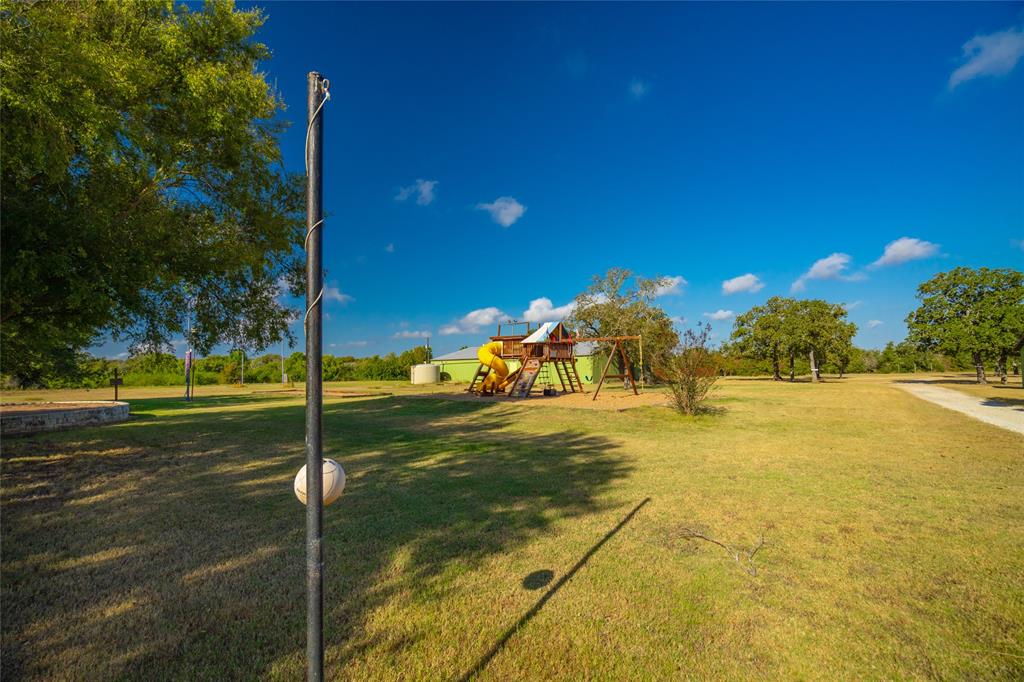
[664,323,720,415]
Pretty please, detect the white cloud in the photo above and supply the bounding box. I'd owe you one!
[395,179,438,206]
[704,309,734,321]
[476,197,526,227]
[844,300,863,311]
[791,253,863,292]
[330,340,367,348]
[439,306,507,335]
[275,276,292,303]
[949,26,1024,90]
[867,320,883,329]
[385,243,395,253]
[721,273,764,295]
[116,351,129,359]
[522,297,576,323]
[629,78,650,99]
[1012,238,1024,252]
[393,330,431,339]
[670,316,687,325]
[323,285,354,305]
[653,275,687,297]
[871,237,940,267]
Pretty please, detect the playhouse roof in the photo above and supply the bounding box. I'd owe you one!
[432,347,479,361]
[521,321,556,344]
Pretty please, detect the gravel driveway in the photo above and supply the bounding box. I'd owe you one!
[896,383,1024,435]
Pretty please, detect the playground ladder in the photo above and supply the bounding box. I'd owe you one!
[555,360,584,393]
[467,363,491,394]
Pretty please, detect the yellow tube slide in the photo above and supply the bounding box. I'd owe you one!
[477,341,508,392]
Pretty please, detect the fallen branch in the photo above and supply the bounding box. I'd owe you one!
[678,527,766,576]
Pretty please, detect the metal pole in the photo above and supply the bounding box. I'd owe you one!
[305,70,327,682]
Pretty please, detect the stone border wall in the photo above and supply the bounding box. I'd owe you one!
[1,402,130,436]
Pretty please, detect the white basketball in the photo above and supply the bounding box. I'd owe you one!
[294,459,346,507]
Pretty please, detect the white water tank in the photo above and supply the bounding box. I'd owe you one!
[411,363,440,385]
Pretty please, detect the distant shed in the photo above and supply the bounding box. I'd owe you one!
[432,341,599,384]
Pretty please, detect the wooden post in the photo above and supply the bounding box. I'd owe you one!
[110,368,123,402]
[592,340,619,401]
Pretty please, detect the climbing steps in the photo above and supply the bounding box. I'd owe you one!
[554,360,583,393]
[508,358,542,398]
[467,363,492,394]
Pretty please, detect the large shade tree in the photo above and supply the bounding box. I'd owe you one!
[906,267,1024,384]
[787,299,854,383]
[1,0,304,384]
[730,296,792,380]
[569,267,680,380]
[729,296,855,382]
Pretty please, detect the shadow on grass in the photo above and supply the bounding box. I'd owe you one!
[981,398,1024,410]
[1,395,632,679]
[458,497,650,682]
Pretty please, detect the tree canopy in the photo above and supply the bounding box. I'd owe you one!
[906,267,1024,384]
[569,268,680,378]
[730,296,791,380]
[1,0,303,384]
[729,296,856,382]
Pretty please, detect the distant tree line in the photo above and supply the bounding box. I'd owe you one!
[721,267,1022,384]
[6,347,432,390]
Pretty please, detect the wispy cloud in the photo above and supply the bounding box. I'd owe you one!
[439,307,507,335]
[704,309,734,321]
[385,243,395,253]
[949,25,1024,90]
[393,330,431,339]
[476,197,526,227]
[330,340,368,348]
[629,78,650,99]
[323,285,354,305]
[653,275,687,297]
[395,179,438,206]
[670,316,687,325]
[791,253,863,292]
[722,273,764,295]
[871,237,940,267]
[844,300,863,311]
[1010,238,1024,252]
[522,297,576,323]
[867,320,883,329]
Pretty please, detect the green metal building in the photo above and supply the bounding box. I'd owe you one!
[432,341,600,384]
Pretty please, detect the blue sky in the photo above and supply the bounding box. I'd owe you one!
[99,2,1023,358]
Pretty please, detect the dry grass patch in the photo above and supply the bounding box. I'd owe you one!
[2,377,1023,679]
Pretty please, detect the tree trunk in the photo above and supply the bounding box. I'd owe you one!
[973,351,987,384]
[789,353,795,382]
[998,350,1008,384]
[772,352,781,381]
[809,349,819,382]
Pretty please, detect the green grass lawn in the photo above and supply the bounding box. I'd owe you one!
[2,377,1023,679]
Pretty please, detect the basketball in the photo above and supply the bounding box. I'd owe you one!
[293,459,346,506]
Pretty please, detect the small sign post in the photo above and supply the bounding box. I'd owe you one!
[110,368,123,402]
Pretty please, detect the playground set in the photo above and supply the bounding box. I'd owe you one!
[468,321,642,401]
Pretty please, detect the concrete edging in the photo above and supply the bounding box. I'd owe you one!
[1,401,130,436]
